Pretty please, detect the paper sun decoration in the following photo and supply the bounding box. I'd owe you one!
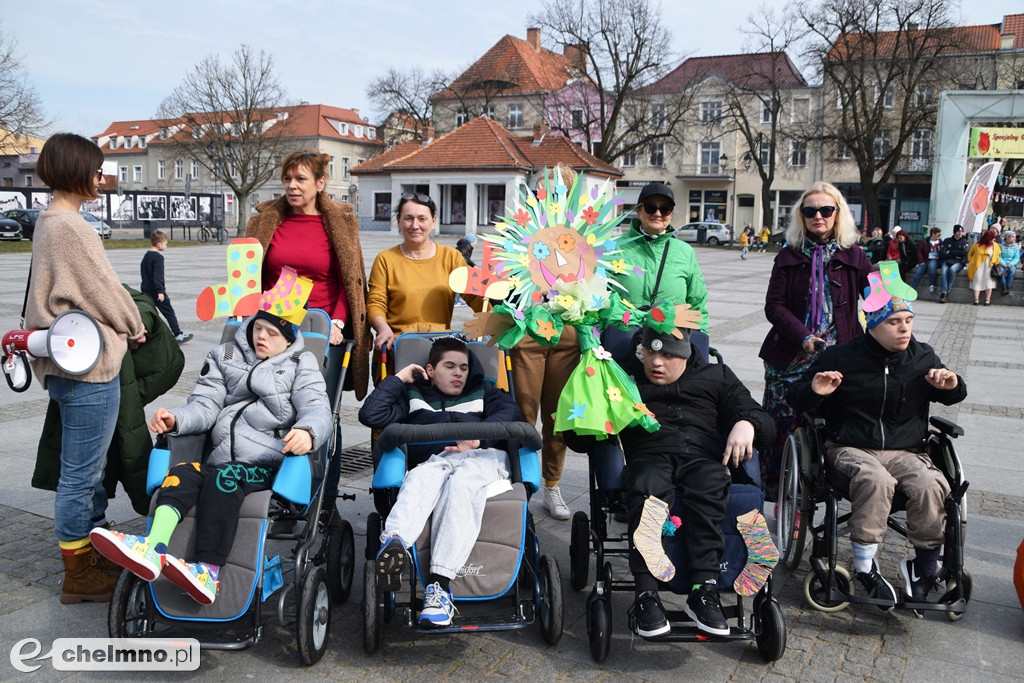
[454,169,700,439]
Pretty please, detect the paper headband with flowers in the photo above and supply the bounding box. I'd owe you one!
[453,169,700,439]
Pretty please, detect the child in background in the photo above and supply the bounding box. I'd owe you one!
[141,231,192,344]
[739,230,750,260]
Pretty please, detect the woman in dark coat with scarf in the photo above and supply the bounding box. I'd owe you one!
[757,182,872,498]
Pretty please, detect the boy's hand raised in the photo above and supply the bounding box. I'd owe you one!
[396,364,428,384]
[925,368,958,390]
[149,408,176,433]
[444,440,480,452]
[282,428,313,454]
[811,371,843,396]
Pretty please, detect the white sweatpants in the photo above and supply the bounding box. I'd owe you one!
[384,448,509,579]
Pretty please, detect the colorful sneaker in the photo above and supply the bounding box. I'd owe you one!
[162,554,219,605]
[375,535,408,593]
[542,485,570,520]
[418,582,456,627]
[89,528,163,582]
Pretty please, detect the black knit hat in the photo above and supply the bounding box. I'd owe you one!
[252,309,297,343]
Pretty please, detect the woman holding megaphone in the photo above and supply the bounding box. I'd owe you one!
[23,133,146,605]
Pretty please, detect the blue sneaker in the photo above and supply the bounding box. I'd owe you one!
[419,582,456,627]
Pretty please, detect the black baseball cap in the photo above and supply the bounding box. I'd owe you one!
[640,324,691,359]
[637,182,674,205]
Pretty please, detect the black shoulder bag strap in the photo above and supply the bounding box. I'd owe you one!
[647,237,672,309]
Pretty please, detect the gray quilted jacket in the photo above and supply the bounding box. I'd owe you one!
[170,317,331,468]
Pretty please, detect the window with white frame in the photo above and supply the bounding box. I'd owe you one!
[790,96,811,123]
[158,160,166,180]
[230,162,238,178]
[915,85,934,107]
[119,166,127,182]
[456,109,469,126]
[133,166,142,182]
[328,156,335,178]
[880,84,895,109]
[174,159,183,180]
[650,102,666,127]
[836,140,853,160]
[648,142,664,167]
[699,140,721,173]
[622,147,636,167]
[571,108,584,129]
[761,103,773,124]
[835,89,849,109]
[790,140,807,167]
[25,175,32,187]
[759,138,771,166]
[873,130,892,157]
[700,100,722,123]
[482,105,495,119]
[911,129,932,158]
[354,124,363,137]
[342,157,350,177]
[191,161,199,179]
[160,127,169,140]
[357,158,365,167]
[508,103,523,129]
[368,128,376,140]
[139,137,146,148]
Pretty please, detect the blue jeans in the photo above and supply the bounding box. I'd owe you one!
[910,259,939,289]
[47,376,120,542]
[1001,266,1017,291]
[940,262,963,294]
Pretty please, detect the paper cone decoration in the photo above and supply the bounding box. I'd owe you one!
[196,238,264,320]
[258,266,313,325]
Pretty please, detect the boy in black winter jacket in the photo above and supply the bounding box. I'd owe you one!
[619,323,774,639]
[359,336,522,627]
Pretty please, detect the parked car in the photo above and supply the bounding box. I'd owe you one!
[80,211,112,239]
[674,222,732,246]
[0,215,22,241]
[3,209,40,240]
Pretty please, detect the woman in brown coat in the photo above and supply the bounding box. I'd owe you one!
[246,149,371,505]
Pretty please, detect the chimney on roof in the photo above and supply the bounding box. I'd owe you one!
[563,44,589,71]
[1002,34,1015,50]
[526,27,541,49]
[908,22,919,31]
[422,122,435,143]
[532,123,548,145]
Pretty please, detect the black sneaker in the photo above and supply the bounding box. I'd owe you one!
[939,291,947,303]
[900,558,941,617]
[683,581,729,636]
[375,536,407,592]
[631,590,670,638]
[854,559,897,611]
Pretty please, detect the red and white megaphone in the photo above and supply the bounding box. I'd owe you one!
[2,310,103,392]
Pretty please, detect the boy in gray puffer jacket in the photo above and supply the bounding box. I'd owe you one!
[91,309,331,605]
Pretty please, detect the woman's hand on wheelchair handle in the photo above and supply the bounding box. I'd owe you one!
[444,439,481,453]
[282,428,313,454]
[811,370,843,396]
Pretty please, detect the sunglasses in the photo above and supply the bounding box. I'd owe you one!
[641,202,674,216]
[800,205,837,219]
[401,192,433,204]
[95,169,105,180]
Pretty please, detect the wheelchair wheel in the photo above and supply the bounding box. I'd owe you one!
[537,554,563,645]
[946,570,973,621]
[365,512,382,561]
[803,565,852,612]
[586,591,612,662]
[778,430,809,570]
[326,519,355,604]
[108,571,153,638]
[570,511,590,591]
[361,560,380,653]
[754,596,786,662]
[297,566,330,665]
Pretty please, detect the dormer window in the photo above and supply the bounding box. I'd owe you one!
[354,124,363,137]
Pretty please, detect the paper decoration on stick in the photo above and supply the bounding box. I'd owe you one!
[956,161,1001,234]
[196,238,264,320]
[258,267,313,325]
[449,239,515,300]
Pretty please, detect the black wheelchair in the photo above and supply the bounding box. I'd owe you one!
[776,415,972,618]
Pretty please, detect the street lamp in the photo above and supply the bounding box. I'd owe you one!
[720,153,738,246]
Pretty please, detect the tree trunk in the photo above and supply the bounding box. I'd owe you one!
[861,180,882,237]
[760,186,774,231]
[235,192,249,237]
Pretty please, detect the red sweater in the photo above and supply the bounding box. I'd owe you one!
[263,213,349,323]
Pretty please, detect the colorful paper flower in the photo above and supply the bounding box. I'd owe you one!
[532,242,550,260]
[514,208,530,227]
[535,319,558,342]
[607,387,623,402]
[536,187,547,201]
[594,346,612,360]
[557,234,577,252]
[568,402,587,420]
[633,401,655,417]
[611,259,627,274]
[582,205,600,225]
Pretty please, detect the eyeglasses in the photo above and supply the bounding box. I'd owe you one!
[401,192,433,204]
[800,205,837,219]
[95,169,105,180]
[641,202,674,216]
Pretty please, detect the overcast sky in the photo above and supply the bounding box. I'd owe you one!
[6,0,1020,137]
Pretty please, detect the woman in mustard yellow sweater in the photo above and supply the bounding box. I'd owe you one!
[367,193,475,377]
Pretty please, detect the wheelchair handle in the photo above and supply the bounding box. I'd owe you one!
[374,421,542,455]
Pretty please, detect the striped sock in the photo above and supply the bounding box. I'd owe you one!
[852,542,878,574]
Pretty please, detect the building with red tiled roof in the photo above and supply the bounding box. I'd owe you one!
[92,103,381,227]
[431,28,587,137]
[352,114,620,233]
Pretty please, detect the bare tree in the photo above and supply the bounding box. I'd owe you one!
[529,0,690,164]
[799,0,961,232]
[0,26,46,151]
[714,5,810,230]
[430,60,531,136]
[367,66,446,145]
[155,45,293,235]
